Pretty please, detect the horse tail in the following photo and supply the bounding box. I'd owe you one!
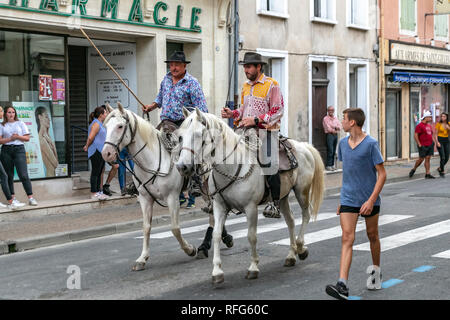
[304,143,325,221]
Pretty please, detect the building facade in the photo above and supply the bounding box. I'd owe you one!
[380,0,450,160]
[0,0,231,194]
[238,0,379,161]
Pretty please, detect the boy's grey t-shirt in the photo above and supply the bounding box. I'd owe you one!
[338,135,384,207]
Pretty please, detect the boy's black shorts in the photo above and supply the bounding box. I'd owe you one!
[339,205,380,218]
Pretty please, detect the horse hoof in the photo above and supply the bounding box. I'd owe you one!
[298,249,309,260]
[245,271,259,280]
[284,258,296,267]
[196,248,208,259]
[132,262,146,271]
[222,235,234,248]
[212,274,224,285]
[188,246,197,257]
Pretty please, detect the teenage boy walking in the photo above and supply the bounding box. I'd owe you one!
[325,108,387,300]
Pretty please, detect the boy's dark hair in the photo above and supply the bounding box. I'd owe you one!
[343,108,365,127]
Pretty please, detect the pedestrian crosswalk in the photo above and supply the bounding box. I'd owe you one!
[136,212,450,259]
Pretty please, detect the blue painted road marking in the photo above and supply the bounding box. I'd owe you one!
[381,279,404,289]
[412,265,435,273]
[348,296,362,300]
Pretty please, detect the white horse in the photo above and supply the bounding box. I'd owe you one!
[101,103,197,271]
[175,108,325,284]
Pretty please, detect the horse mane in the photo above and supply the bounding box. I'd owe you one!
[199,112,241,146]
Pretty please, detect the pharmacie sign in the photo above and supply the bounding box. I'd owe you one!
[0,0,202,32]
[390,41,450,68]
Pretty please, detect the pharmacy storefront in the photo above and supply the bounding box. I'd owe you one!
[0,0,229,182]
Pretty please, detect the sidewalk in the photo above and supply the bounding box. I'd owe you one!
[0,157,441,255]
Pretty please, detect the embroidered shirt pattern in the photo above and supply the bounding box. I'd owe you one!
[155,71,208,121]
[232,74,284,130]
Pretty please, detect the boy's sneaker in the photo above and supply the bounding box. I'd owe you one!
[28,198,38,206]
[325,281,349,300]
[425,174,436,179]
[186,203,195,209]
[12,199,25,207]
[366,265,382,290]
[409,169,415,178]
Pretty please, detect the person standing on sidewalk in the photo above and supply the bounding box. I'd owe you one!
[0,106,19,210]
[0,106,38,207]
[325,108,386,300]
[83,106,109,201]
[409,111,437,179]
[434,112,450,177]
[322,105,341,171]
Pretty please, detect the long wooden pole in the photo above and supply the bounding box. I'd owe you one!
[79,27,146,108]
[379,0,386,159]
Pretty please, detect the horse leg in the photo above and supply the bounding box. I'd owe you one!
[132,195,154,271]
[212,200,227,284]
[280,197,297,267]
[245,205,260,280]
[293,185,311,260]
[168,193,197,257]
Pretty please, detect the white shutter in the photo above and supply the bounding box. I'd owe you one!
[356,66,368,131]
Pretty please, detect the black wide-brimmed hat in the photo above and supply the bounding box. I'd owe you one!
[238,52,267,65]
[165,51,191,64]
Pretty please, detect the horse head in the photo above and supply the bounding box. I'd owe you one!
[102,102,135,163]
[175,107,217,177]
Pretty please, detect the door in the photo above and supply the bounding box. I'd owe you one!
[68,45,89,172]
[410,89,420,156]
[386,90,401,159]
[312,85,328,162]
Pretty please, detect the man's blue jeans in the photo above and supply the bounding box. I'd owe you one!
[326,133,338,167]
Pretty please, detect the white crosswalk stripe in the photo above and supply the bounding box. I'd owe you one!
[231,213,337,240]
[432,250,450,259]
[353,219,450,252]
[271,215,413,246]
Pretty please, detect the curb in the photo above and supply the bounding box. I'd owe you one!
[0,172,427,256]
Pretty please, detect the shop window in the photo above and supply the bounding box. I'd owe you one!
[0,30,67,179]
[400,0,417,35]
[435,14,449,41]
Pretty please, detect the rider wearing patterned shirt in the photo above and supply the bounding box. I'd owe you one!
[143,51,208,197]
[143,51,208,125]
[222,52,284,218]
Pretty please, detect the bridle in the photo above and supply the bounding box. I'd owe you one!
[104,110,173,207]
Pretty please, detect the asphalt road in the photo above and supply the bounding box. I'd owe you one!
[0,177,449,304]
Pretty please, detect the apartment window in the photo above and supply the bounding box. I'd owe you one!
[347,0,369,28]
[311,0,336,23]
[257,0,288,18]
[399,0,416,35]
[435,14,449,41]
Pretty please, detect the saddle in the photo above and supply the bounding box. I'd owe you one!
[156,119,181,153]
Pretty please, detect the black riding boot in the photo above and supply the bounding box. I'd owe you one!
[221,226,234,248]
[263,172,281,218]
[197,226,213,259]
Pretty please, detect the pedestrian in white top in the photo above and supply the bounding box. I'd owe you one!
[0,106,38,207]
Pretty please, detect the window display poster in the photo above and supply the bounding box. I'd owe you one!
[12,102,46,179]
[52,78,65,101]
[39,75,53,101]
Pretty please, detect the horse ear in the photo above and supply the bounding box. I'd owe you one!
[182,107,191,119]
[196,108,207,127]
[105,103,114,113]
[117,102,125,114]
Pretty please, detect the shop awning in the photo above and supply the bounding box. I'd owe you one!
[393,71,450,84]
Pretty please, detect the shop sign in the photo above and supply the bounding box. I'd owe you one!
[390,41,450,67]
[1,0,202,33]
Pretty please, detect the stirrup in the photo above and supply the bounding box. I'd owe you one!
[263,202,281,219]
